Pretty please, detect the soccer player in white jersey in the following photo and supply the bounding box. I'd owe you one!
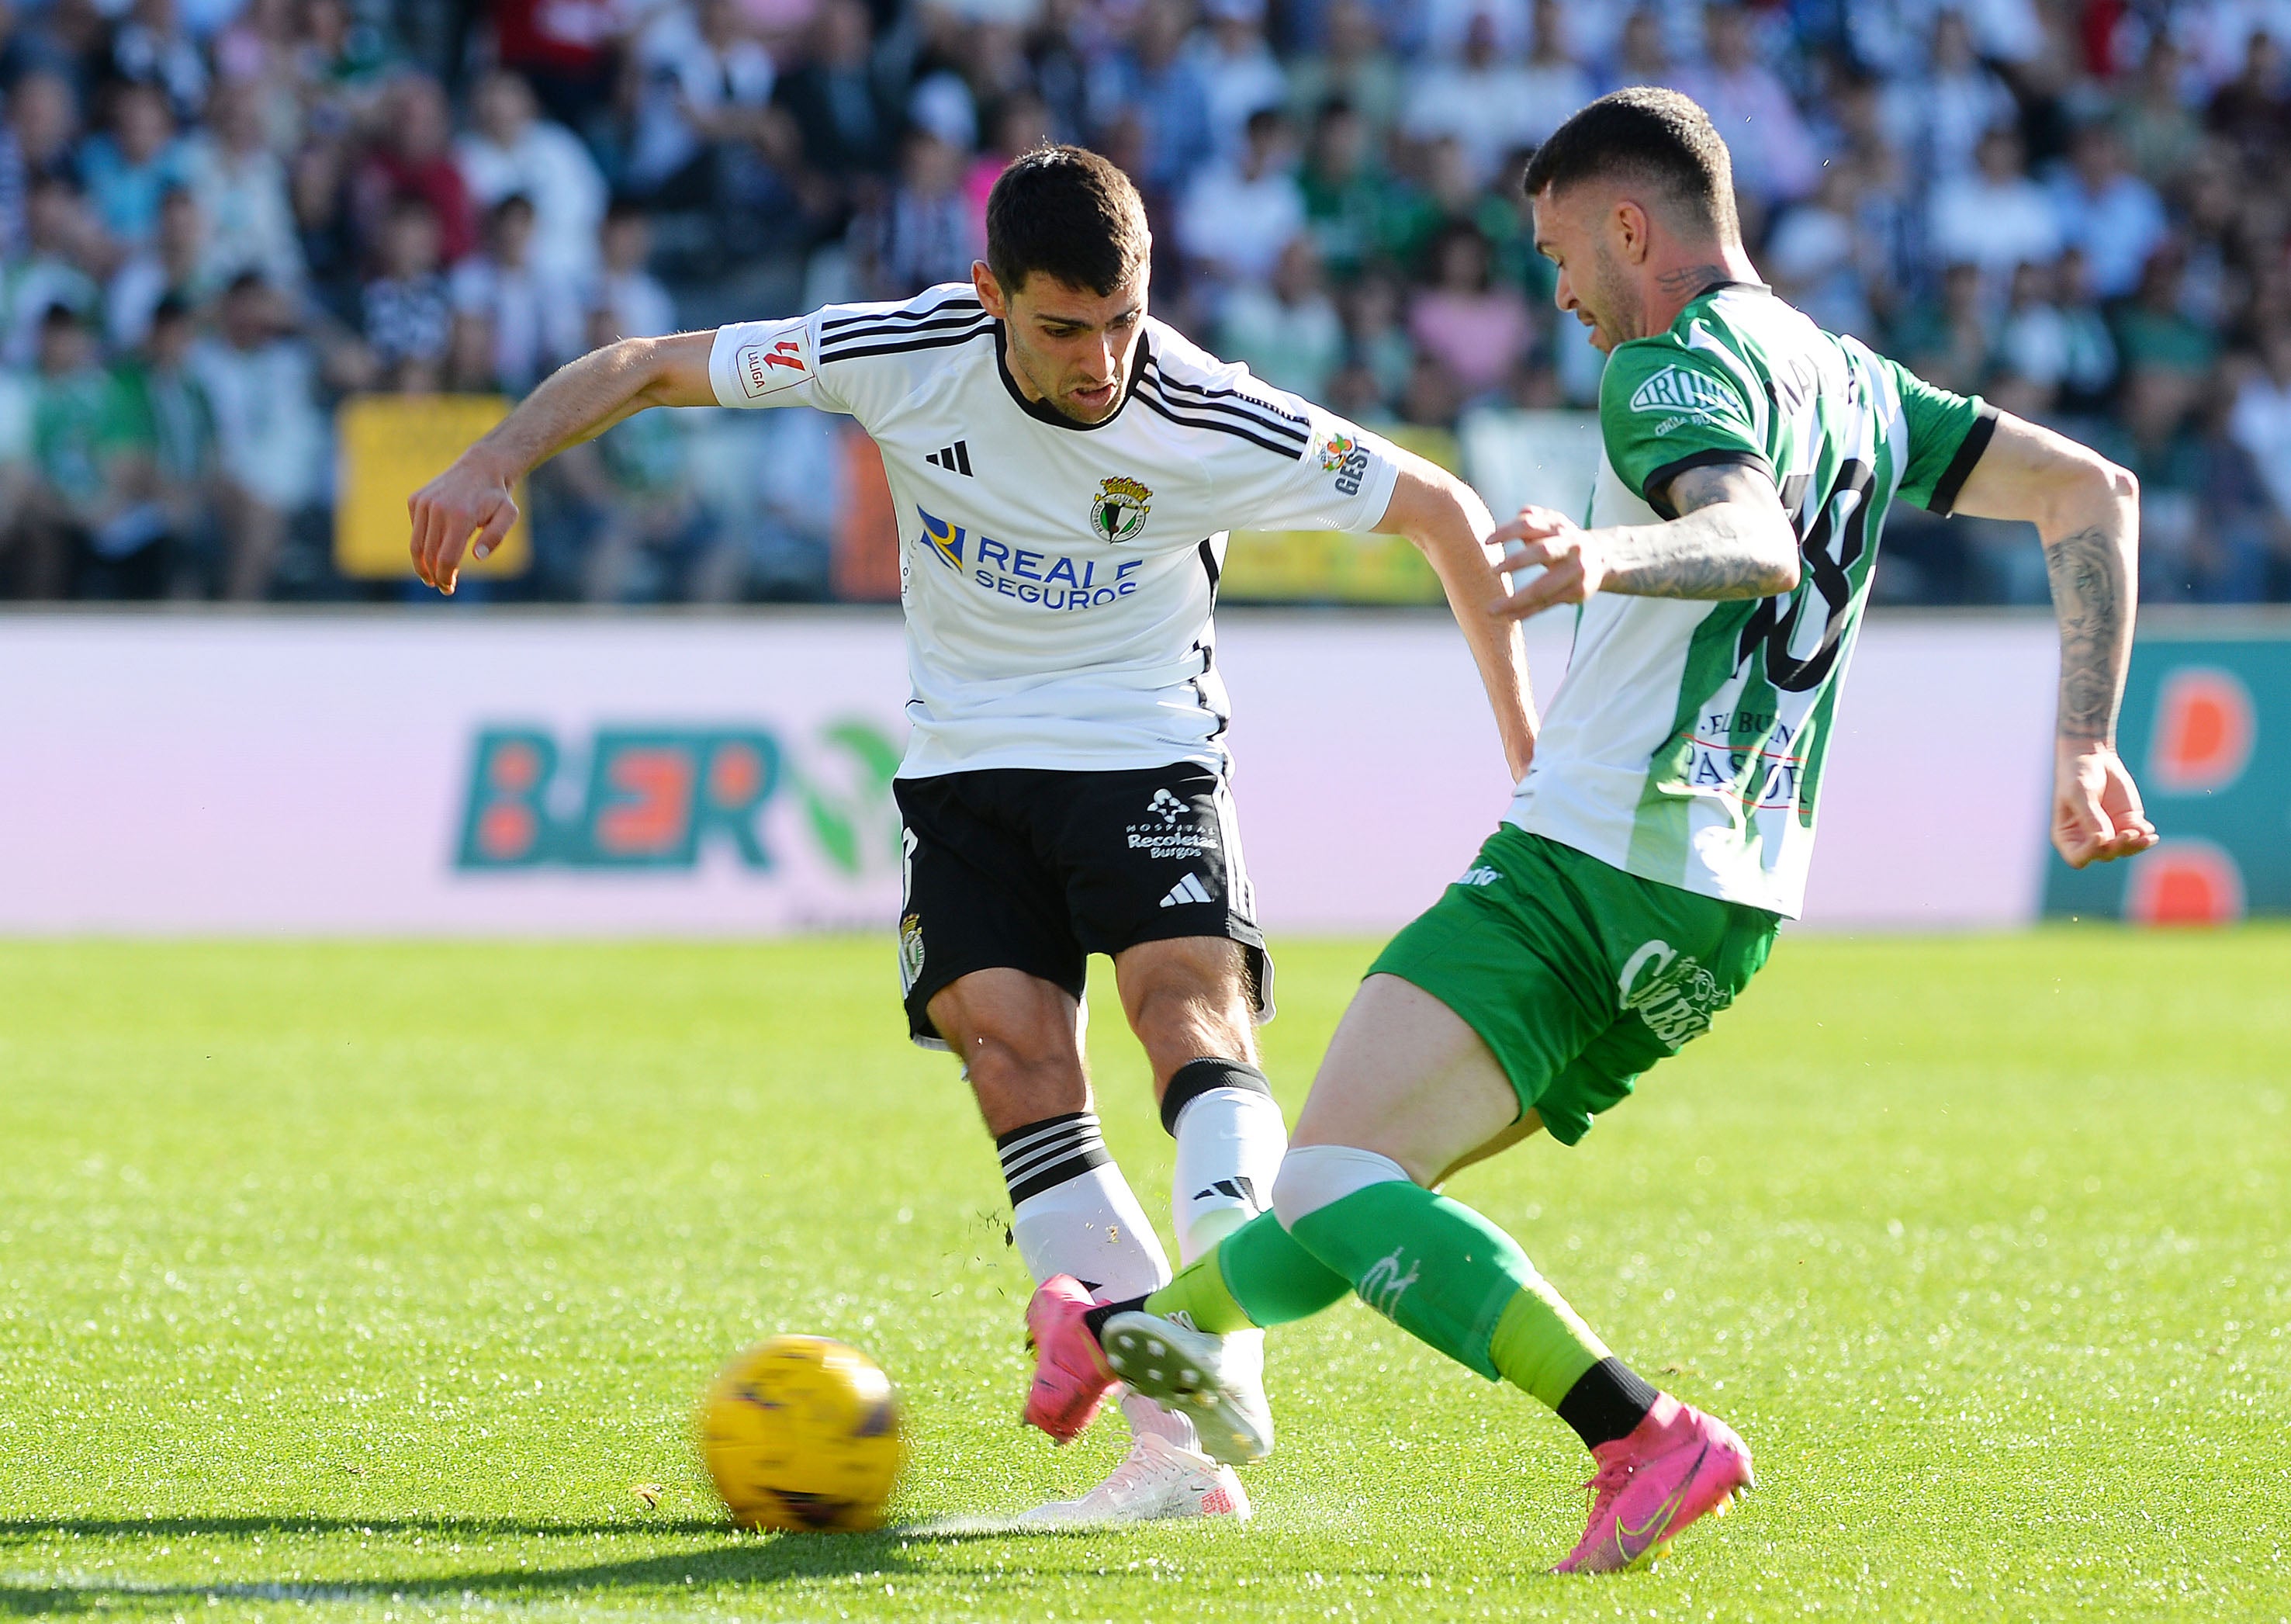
[406,147,1531,1524]
[1017,90,2160,1568]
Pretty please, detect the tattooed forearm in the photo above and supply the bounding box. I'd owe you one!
[1599,462,1801,599]
[1940,414,2139,747]
[2044,522,2134,743]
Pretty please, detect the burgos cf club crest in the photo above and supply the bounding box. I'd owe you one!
[1091,476,1152,544]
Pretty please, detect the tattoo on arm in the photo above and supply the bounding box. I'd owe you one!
[1599,463,1801,600]
[2043,523,2130,742]
[1654,264,1732,300]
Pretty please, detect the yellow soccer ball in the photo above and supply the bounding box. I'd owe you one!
[698,1335,905,1532]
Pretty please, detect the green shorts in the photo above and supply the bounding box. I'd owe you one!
[1369,825,1780,1145]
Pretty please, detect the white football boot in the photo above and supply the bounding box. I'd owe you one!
[1099,1314,1274,1466]
[1016,1432,1251,1526]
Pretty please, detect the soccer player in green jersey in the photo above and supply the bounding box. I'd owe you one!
[1019,87,2159,1570]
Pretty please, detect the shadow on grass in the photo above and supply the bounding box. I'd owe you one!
[0,1516,727,1541]
[0,1518,1076,1615]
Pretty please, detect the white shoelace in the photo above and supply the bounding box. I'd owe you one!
[1086,1446,1172,1503]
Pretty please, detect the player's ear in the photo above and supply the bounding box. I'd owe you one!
[1613,199,1651,265]
[972,261,1006,318]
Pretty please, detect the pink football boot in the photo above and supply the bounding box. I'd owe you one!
[1022,1274,1118,1443]
[1552,1393,1754,1574]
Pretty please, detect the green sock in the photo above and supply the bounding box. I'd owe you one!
[1288,1179,1609,1398]
[1144,1208,1352,1333]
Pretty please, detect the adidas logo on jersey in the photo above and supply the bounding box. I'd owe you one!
[1158,873,1214,908]
[926,440,973,475]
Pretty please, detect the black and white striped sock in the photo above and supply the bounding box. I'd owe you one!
[996,1111,1113,1207]
[996,1111,1196,1452]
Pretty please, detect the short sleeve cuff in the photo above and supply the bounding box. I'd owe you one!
[709,317,818,409]
[1923,402,1999,516]
[1352,436,1403,533]
[1637,448,1774,521]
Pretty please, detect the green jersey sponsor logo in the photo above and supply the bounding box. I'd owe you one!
[1628,364,1735,414]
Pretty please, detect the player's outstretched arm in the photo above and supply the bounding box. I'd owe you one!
[407,330,719,594]
[1485,462,1801,620]
[1377,458,1538,779]
[1947,411,2158,869]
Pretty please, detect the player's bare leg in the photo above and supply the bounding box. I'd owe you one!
[931,968,1248,1524]
[930,968,1091,1140]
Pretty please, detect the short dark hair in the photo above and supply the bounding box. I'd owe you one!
[985,144,1149,298]
[1521,87,1738,238]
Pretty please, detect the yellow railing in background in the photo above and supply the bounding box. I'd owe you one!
[335,395,532,580]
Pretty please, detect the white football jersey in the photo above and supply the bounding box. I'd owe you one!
[708,283,1404,777]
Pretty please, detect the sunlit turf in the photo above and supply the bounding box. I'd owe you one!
[0,930,2283,1622]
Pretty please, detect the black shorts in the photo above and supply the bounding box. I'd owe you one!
[892,762,1273,1049]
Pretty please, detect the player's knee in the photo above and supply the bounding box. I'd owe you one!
[1269,1144,1414,1231]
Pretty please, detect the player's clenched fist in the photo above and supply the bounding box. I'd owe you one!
[2051,739,2158,869]
[407,454,518,595]
[1486,505,1604,619]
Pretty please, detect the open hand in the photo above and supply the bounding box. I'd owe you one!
[2052,740,2158,868]
[407,455,518,595]
[1484,506,1605,620]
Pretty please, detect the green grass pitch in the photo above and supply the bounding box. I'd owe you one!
[1,931,2284,1622]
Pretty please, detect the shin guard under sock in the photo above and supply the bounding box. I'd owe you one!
[1163,1059,1288,1266]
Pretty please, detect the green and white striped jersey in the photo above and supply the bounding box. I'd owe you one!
[1506,282,1994,917]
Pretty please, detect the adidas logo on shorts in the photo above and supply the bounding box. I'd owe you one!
[1158,873,1214,908]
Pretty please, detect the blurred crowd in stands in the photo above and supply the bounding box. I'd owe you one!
[3,0,2291,603]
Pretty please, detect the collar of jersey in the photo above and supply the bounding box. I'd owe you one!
[1687,279,1774,306]
[994,321,1147,431]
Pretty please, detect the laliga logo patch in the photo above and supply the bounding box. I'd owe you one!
[1091,476,1151,544]
[735,331,809,399]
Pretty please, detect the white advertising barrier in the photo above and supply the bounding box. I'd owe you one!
[0,610,2057,935]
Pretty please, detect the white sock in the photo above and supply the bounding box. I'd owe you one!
[998,1111,1199,1455]
[1167,1072,1289,1266]
[1120,1389,1199,1450]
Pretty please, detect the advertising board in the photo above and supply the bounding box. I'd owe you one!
[0,609,2090,937]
